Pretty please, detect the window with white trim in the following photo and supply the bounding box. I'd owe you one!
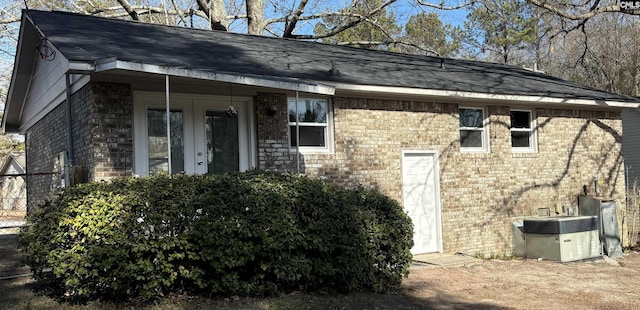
[288,98,333,153]
[459,107,489,152]
[510,109,536,152]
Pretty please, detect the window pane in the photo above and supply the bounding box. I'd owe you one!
[459,108,484,128]
[290,126,326,147]
[206,111,239,173]
[147,109,184,174]
[510,111,531,129]
[460,130,482,148]
[511,132,531,148]
[288,99,327,123]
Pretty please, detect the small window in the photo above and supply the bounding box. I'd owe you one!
[510,109,536,152]
[459,107,489,152]
[288,98,333,153]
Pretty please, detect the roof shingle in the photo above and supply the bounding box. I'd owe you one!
[26,10,640,103]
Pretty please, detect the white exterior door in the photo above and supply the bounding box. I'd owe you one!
[133,92,256,176]
[192,99,253,174]
[402,151,442,254]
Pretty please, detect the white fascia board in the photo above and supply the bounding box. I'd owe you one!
[330,83,640,109]
[3,15,36,132]
[94,59,335,96]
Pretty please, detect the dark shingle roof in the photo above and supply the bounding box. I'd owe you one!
[26,10,640,103]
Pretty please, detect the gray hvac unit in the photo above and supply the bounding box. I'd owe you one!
[578,195,623,259]
[524,216,600,262]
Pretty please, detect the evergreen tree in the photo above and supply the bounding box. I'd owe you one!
[464,0,537,64]
[313,0,400,50]
[395,12,463,57]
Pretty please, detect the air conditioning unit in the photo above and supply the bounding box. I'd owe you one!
[578,195,623,259]
[524,215,599,262]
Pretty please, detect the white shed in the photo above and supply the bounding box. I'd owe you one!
[0,152,26,218]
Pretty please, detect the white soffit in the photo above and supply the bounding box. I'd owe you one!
[330,83,640,109]
[87,58,335,96]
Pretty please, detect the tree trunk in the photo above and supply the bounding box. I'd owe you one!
[246,0,264,35]
[196,0,228,31]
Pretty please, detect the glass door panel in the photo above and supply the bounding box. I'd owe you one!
[147,109,185,174]
[205,111,239,173]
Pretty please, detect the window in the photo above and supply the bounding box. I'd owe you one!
[459,107,489,152]
[288,98,333,153]
[147,109,185,174]
[510,109,536,152]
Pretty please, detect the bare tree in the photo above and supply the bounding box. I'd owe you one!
[541,13,640,96]
[415,0,640,20]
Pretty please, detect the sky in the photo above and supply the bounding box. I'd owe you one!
[0,0,471,70]
[215,0,471,37]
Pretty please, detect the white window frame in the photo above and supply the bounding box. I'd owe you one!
[459,106,490,153]
[510,109,537,153]
[288,97,334,154]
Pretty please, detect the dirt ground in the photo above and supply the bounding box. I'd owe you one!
[3,231,640,309]
[403,252,640,310]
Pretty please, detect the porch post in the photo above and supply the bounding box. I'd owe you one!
[295,90,300,174]
[165,74,172,174]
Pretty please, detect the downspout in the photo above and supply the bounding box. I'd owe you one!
[295,90,300,174]
[165,75,172,174]
[65,74,74,186]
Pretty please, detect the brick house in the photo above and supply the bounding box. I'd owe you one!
[4,10,640,255]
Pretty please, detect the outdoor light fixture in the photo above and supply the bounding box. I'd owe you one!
[267,105,278,117]
[226,106,238,117]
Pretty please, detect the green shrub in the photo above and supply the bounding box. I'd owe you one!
[19,171,413,301]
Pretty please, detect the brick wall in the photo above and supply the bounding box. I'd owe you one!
[256,92,296,172]
[26,82,133,210]
[255,94,627,255]
[26,87,86,210]
[91,82,133,180]
[71,83,95,179]
[26,85,626,254]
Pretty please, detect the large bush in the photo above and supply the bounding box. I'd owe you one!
[19,171,413,301]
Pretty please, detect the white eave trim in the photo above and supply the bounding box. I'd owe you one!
[68,61,95,73]
[84,59,335,96]
[330,83,640,109]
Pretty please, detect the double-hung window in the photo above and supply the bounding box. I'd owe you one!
[510,109,536,152]
[288,98,333,153]
[459,107,489,152]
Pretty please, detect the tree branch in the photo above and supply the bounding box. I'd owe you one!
[415,0,475,10]
[196,0,227,31]
[0,16,21,25]
[284,0,398,40]
[170,0,187,26]
[116,0,139,20]
[283,0,309,38]
[526,0,635,20]
[335,40,440,55]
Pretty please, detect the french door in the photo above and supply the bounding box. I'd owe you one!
[134,92,255,176]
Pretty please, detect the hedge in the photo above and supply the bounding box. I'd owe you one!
[19,171,413,301]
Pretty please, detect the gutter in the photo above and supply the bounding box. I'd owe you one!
[65,74,74,166]
[90,58,336,96]
[328,83,640,109]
